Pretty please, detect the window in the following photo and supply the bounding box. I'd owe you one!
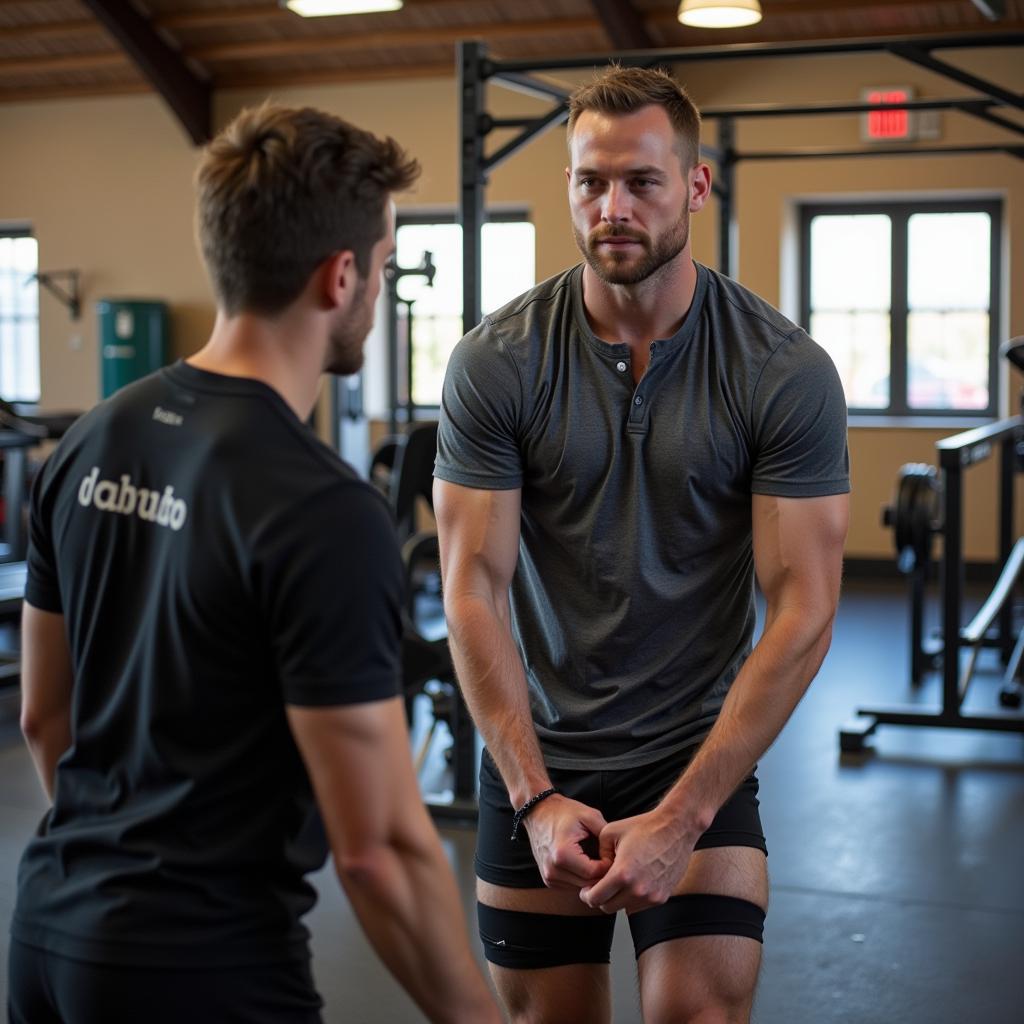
[394,213,535,409]
[800,200,1001,418]
[0,230,40,402]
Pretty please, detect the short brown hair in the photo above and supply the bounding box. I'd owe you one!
[196,104,420,316]
[567,66,701,169]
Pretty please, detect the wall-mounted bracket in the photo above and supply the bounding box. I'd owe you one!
[30,270,81,320]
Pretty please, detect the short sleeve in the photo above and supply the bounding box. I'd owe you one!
[750,331,850,497]
[24,456,63,613]
[434,320,524,490]
[262,482,403,707]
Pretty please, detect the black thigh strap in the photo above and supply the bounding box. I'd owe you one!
[628,894,766,958]
[477,903,616,969]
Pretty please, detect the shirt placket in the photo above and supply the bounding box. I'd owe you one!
[625,341,657,436]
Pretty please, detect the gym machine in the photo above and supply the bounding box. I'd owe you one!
[840,338,1024,752]
[0,400,80,690]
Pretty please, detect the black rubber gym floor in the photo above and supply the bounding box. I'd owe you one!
[0,578,1021,1022]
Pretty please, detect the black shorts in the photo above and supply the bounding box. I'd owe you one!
[7,940,323,1024]
[476,747,767,889]
[475,748,768,966]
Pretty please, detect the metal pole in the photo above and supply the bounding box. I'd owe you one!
[385,272,400,436]
[940,452,964,714]
[717,117,737,278]
[403,299,416,425]
[999,435,1015,664]
[459,41,486,334]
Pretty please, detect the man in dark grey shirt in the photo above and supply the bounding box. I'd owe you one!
[435,67,849,1024]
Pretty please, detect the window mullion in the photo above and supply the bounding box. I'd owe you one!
[988,205,1001,416]
[889,209,909,416]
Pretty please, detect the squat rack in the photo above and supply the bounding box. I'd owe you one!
[459,31,1024,332]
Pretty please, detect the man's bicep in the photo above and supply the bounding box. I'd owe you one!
[286,697,422,854]
[752,493,848,612]
[433,479,522,596]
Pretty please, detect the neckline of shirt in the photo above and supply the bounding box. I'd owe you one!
[570,261,709,361]
[163,360,296,416]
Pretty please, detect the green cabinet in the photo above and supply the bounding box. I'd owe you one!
[97,299,169,398]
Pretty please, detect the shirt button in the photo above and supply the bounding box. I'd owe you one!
[634,396,644,406]
[616,361,627,372]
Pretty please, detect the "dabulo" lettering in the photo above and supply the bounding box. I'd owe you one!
[78,466,188,532]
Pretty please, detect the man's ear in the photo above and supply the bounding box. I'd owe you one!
[688,163,713,212]
[321,250,358,311]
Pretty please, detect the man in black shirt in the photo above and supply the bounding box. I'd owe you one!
[9,104,501,1024]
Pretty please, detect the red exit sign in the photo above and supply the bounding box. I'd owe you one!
[867,88,910,138]
[860,85,918,142]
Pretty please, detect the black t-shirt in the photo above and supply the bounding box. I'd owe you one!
[12,361,402,968]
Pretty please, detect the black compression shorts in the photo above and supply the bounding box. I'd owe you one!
[475,747,768,966]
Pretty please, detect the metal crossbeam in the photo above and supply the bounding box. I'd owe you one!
[481,31,1024,75]
[887,43,1024,110]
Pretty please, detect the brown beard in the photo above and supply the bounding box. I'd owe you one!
[574,204,690,286]
[324,279,372,376]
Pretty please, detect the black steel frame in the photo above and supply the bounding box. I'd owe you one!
[460,31,1024,334]
[841,417,1024,751]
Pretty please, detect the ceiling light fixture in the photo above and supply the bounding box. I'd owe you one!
[283,0,403,17]
[677,0,762,29]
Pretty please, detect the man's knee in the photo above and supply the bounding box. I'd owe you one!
[479,902,614,1024]
[641,958,758,1024]
[635,904,764,1024]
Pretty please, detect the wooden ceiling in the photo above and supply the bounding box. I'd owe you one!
[0,0,1020,142]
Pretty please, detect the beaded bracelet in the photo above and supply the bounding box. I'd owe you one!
[510,787,559,841]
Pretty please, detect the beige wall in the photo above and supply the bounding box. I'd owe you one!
[0,45,1020,560]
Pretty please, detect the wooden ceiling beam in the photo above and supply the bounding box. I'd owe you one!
[190,17,601,62]
[218,61,455,90]
[760,0,991,12]
[656,0,999,18]
[0,19,102,42]
[158,0,494,31]
[5,17,1019,79]
[160,3,288,31]
[589,0,654,50]
[650,12,1024,40]
[79,0,211,143]
[0,52,126,75]
[0,81,150,103]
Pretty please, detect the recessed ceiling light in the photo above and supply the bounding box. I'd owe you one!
[283,0,403,17]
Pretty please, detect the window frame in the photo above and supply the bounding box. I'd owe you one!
[0,225,41,403]
[799,198,1002,420]
[393,208,533,417]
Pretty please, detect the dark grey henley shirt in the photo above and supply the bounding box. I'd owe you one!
[436,262,849,770]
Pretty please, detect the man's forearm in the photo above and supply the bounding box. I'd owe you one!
[337,820,499,1024]
[660,606,834,836]
[446,591,549,807]
[23,712,71,802]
